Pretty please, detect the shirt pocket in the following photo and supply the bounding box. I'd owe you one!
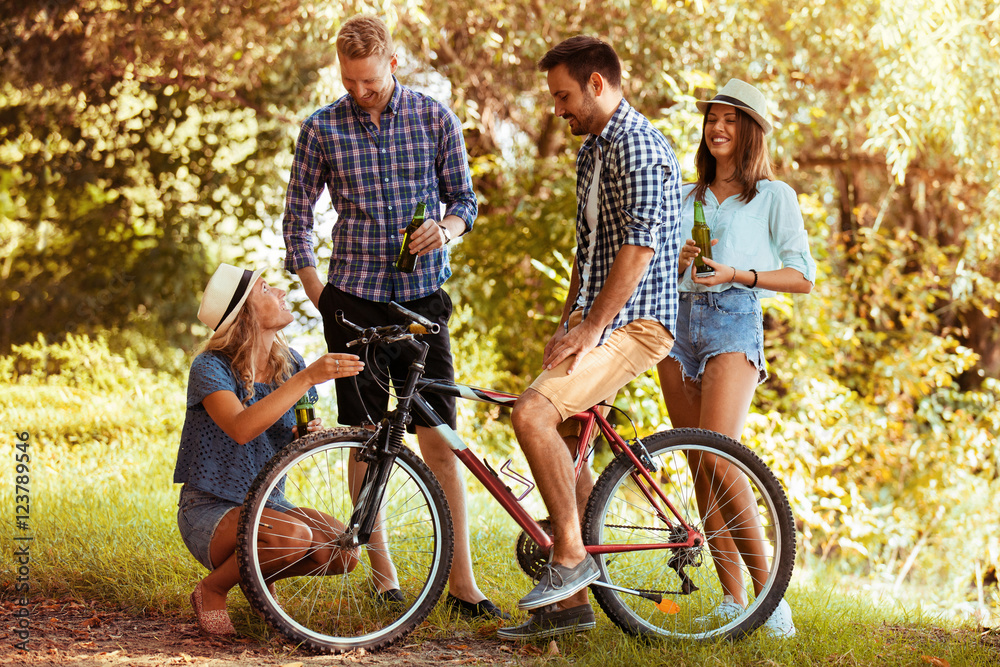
[398,127,437,188]
[723,213,770,264]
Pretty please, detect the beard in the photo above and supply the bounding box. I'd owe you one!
[566,90,600,136]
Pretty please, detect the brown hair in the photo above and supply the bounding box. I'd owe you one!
[691,106,773,204]
[336,15,394,61]
[202,295,293,405]
[537,35,622,92]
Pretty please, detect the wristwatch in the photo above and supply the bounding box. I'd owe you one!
[438,224,452,245]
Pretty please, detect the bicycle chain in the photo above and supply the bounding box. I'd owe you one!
[602,523,682,533]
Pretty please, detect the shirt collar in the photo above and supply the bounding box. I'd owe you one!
[348,75,404,120]
[582,98,631,154]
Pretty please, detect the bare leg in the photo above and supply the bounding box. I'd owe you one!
[198,506,356,611]
[551,415,600,610]
[658,354,766,605]
[415,425,485,603]
[511,391,588,571]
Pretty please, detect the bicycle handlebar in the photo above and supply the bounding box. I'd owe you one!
[334,303,439,348]
[389,301,440,335]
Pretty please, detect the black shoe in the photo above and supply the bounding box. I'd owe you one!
[497,603,596,640]
[446,593,510,620]
[372,588,405,605]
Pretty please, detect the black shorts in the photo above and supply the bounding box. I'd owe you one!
[318,283,456,432]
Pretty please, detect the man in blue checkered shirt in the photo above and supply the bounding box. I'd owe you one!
[281,16,507,620]
[500,36,682,641]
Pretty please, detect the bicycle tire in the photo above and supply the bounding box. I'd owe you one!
[237,427,454,653]
[583,428,795,641]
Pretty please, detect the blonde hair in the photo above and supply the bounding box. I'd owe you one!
[201,296,293,405]
[336,15,394,61]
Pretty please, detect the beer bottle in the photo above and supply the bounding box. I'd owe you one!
[692,200,715,277]
[395,202,427,273]
[294,394,315,438]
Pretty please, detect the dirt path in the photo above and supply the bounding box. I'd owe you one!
[3,596,552,666]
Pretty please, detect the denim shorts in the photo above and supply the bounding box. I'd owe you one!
[177,485,296,570]
[667,288,767,385]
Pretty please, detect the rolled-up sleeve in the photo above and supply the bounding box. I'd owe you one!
[282,118,328,273]
[619,137,679,251]
[770,182,817,284]
[436,110,478,233]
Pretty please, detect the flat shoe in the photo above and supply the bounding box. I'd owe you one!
[497,603,596,641]
[190,581,235,636]
[446,593,510,620]
[372,588,406,605]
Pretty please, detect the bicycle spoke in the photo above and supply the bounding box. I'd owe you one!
[585,429,795,640]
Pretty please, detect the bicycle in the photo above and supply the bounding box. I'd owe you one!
[236,302,795,653]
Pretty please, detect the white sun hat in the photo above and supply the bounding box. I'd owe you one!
[696,78,773,135]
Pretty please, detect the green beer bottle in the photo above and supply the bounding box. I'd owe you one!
[395,202,427,273]
[692,200,715,277]
[294,394,315,438]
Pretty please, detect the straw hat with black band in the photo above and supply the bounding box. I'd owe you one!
[197,263,265,337]
[696,79,773,136]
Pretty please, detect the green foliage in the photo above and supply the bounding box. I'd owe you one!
[0,0,338,352]
[0,334,188,608]
[3,0,1000,629]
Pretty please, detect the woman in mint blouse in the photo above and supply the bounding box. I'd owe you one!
[656,80,816,638]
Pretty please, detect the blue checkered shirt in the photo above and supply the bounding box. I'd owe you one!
[574,100,682,343]
[282,79,477,302]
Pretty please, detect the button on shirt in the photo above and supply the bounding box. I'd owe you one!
[282,78,478,302]
[574,100,682,343]
[676,181,817,298]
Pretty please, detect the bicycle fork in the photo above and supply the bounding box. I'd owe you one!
[338,423,404,549]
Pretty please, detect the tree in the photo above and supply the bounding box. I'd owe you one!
[0,0,336,353]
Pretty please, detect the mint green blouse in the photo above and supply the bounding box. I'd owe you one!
[677,181,816,297]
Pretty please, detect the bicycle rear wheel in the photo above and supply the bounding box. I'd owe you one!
[237,428,453,653]
[584,428,795,640]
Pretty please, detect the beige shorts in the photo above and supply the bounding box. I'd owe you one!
[530,313,675,421]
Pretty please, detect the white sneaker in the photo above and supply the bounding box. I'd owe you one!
[760,598,796,638]
[694,595,744,626]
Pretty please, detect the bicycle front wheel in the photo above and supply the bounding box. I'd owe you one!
[584,428,795,641]
[237,428,454,653]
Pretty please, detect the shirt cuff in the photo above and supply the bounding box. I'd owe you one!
[623,225,655,250]
[444,202,477,234]
[782,252,817,283]
[284,249,318,273]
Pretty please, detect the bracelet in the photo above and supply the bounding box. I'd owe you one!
[749,268,758,289]
[730,266,737,283]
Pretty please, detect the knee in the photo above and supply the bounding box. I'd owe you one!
[273,521,313,565]
[510,395,537,439]
[511,392,558,442]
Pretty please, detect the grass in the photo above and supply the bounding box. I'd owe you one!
[2,379,998,665]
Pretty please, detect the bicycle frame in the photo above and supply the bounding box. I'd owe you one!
[337,308,704,558]
[392,377,705,556]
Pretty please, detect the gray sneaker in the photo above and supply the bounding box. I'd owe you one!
[497,604,596,641]
[517,555,601,610]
